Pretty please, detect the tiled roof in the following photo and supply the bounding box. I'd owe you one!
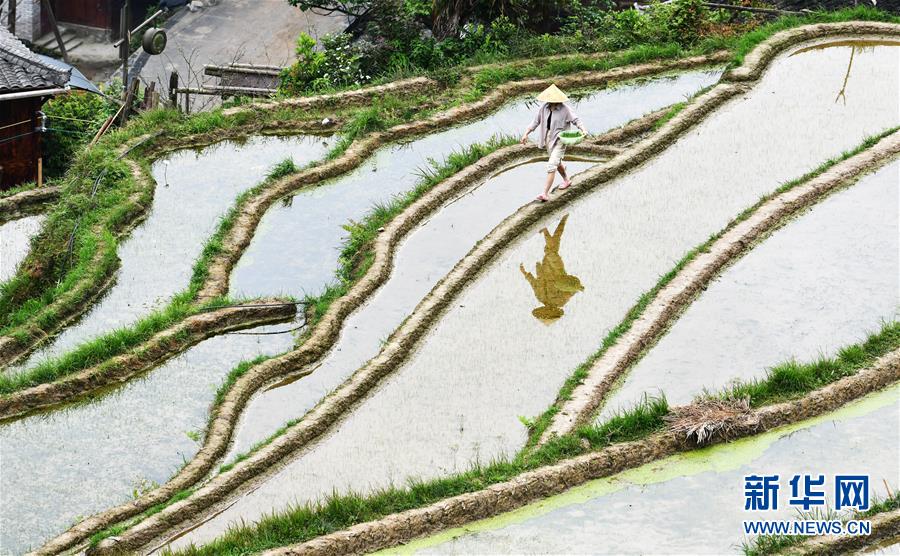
[0,27,70,93]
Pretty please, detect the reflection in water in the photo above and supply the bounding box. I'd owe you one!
[789,40,900,105]
[835,47,855,104]
[520,214,583,321]
[833,43,888,104]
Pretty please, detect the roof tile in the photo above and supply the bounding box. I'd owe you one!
[0,27,70,93]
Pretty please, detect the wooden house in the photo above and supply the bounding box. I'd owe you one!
[0,25,68,189]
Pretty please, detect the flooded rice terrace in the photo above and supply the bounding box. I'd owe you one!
[0,136,330,553]
[0,328,293,554]
[4,135,332,376]
[0,215,45,283]
[226,69,723,457]
[401,386,900,554]
[227,159,597,458]
[0,71,718,554]
[598,158,900,420]
[165,37,899,549]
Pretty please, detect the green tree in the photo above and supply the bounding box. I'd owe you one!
[286,0,371,16]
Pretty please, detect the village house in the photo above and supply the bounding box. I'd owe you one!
[0,26,67,189]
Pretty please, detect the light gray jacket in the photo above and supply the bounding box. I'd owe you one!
[526,102,585,149]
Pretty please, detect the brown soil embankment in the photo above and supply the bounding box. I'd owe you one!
[0,300,296,421]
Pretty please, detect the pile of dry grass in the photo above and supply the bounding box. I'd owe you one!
[664,397,755,445]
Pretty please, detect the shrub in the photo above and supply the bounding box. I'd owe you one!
[278,33,326,94]
[42,92,115,178]
[320,33,369,87]
[562,0,616,38]
[663,0,710,45]
[601,8,646,48]
[587,0,710,49]
[279,11,521,94]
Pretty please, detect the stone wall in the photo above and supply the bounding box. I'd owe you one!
[1,0,42,43]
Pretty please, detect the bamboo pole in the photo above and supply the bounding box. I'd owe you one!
[39,0,69,63]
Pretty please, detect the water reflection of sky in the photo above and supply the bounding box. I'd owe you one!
[225,70,723,459]
[599,159,900,420]
[0,214,44,283]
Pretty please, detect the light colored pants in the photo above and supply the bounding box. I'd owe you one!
[546,135,565,173]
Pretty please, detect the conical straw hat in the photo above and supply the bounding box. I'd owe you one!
[536,84,569,103]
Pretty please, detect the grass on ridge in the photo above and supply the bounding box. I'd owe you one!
[303,134,517,329]
[9,5,886,352]
[21,10,900,549]
[95,63,900,554]
[727,6,900,66]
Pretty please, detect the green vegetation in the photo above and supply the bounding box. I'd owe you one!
[0,292,227,395]
[0,181,40,199]
[69,29,900,547]
[653,101,687,129]
[860,492,900,518]
[728,6,900,65]
[213,356,272,408]
[8,11,900,551]
[0,147,316,396]
[0,95,494,396]
[158,128,900,553]
[42,91,117,178]
[279,2,898,97]
[222,136,517,447]
[168,316,899,555]
[89,488,195,547]
[0,146,147,341]
[280,0,733,95]
[86,135,519,547]
[9,5,891,370]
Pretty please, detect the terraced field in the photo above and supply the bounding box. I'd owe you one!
[0,20,897,556]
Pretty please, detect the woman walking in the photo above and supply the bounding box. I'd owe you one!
[520,84,589,202]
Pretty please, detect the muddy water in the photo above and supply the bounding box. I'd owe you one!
[5,135,331,374]
[164,39,900,549]
[225,69,722,457]
[0,214,45,283]
[229,70,722,300]
[227,160,597,458]
[0,323,293,554]
[401,387,900,555]
[598,160,900,420]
